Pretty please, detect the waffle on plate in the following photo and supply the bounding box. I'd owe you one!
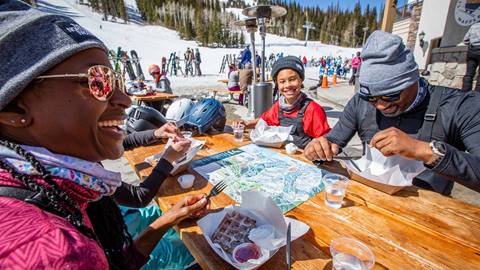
[211,211,257,253]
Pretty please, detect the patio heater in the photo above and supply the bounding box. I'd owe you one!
[232,18,258,117]
[242,5,287,118]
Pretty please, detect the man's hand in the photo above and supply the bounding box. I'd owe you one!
[370,127,433,162]
[154,123,182,140]
[163,138,191,164]
[304,137,340,161]
[164,194,210,225]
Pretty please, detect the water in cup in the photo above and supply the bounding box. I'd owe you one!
[325,186,346,209]
[234,130,244,141]
[330,237,375,270]
[322,173,349,209]
[333,252,365,270]
[233,124,245,142]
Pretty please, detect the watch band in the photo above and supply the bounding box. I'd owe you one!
[426,140,445,167]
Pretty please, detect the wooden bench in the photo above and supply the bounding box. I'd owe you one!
[209,89,245,104]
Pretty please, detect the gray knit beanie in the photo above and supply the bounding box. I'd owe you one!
[359,30,419,96]
[271,56,305,82]
[0,0,108,111]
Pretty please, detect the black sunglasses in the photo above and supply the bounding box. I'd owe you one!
[359,91,402,103]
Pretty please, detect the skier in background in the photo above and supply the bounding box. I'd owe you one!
[194,48,202,76]
[184,48,194,76]
[349,51,362,86]
[175,53,184,76]
[240,45,252,69]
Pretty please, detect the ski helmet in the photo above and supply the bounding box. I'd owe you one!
[166,98,194,121]
[126,105,167,133]
[186,98,226,134]
[148,64,160,75]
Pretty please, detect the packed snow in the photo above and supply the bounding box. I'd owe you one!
[37,0,358,95]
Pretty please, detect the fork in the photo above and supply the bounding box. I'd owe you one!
[206,181,227,200]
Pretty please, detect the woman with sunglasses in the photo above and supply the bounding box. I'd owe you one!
[233,56,331,149]
[0,2,208,269]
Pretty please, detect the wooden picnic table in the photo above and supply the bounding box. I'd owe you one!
[130,92,178,102]
[123,133,480,270]
[129,92,178,113]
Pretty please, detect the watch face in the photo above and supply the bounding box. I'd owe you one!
[455,0,480,26]
[433,141,446,155]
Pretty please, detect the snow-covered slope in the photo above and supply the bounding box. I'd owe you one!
[39,0,356,67]
[37,0,357,93]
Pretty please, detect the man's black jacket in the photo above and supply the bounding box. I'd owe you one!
[326,79,480,195]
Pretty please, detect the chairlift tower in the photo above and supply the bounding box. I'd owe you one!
[303,22,315,47]
[242,5,287,117]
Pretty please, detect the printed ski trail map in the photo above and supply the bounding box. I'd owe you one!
[191,144,327,213]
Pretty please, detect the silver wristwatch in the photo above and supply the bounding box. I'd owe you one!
[426,140,445,166]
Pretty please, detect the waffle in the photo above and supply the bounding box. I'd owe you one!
[211,211,257,253]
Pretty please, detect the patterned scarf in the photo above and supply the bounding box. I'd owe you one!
[404,81,427,113]
[0,144,122,195]
[279,92,307,113]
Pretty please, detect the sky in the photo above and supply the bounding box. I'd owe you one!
[287,0,411,12]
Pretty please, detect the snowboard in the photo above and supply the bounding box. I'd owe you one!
[130,50,144,80]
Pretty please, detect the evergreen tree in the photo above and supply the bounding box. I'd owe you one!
[133,0,380,48]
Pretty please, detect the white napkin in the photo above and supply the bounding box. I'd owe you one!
[250,119,293,148]
[345,145,426,187]
[197,191,310,270]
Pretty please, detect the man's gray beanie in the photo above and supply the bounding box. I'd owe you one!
[359,30,419,96]
[0,0,108,111]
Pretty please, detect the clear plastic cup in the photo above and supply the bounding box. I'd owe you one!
[233,124,245,142]
[177,174,195,189]
[330,237,375,270]
[322,173,349,209]
[181,131,192,138]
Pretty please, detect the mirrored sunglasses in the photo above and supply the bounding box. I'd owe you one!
[359,91,402,103]
[36,65,125,101]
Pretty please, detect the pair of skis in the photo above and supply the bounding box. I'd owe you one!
[219,54,237,73]
[108,47,144,81]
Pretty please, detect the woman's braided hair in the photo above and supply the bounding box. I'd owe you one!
[0,140,96,239]
[87,197,135,270]
[0,140,134,269]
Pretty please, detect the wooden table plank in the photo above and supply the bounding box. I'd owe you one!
[129,92,178,102]
[123,133,480,270]
[290,196,480,270]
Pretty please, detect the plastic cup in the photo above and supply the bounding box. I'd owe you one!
[177,174,195,189]
[181,131,192,138]
[233,124,245,142]
[285,143,298,155]
[330,237,375,270]
[322,174,349,209]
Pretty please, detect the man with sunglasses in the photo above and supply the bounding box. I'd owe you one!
[304,30,480,195]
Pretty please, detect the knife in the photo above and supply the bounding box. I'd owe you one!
[313,157,363,173]
[286,223,292,270]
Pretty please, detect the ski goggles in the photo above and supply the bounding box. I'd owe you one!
[36,65,124,101]
[358,91,402,103]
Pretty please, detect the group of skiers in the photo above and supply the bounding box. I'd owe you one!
[183,47,202,77]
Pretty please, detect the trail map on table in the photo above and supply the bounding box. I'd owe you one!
[191,144,327,213]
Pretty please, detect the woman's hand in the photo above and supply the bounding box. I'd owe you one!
[163,138,191,164]
[154,122,183,140]
[164,194,210,225]
[134,194,209,256]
